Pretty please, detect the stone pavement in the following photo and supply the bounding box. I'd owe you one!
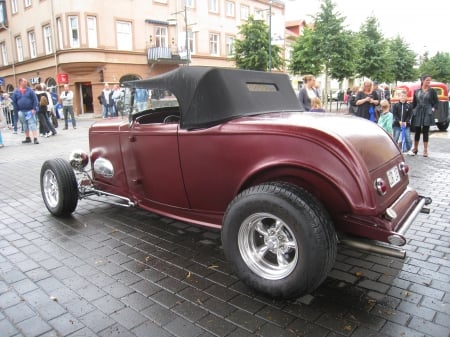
[0,117,449,337]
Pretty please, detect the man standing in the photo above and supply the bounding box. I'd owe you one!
[11,78,39,144]
[100,83,114,118]
[60,84,76,129]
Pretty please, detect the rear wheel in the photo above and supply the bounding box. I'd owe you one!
[222,182,337,298]
[436,121,449,131]
[40,158,79,217]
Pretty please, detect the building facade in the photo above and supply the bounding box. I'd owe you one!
[0,0,285,116]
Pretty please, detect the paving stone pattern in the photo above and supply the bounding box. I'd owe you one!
[0,119,449,337]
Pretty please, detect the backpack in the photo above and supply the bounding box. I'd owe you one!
[39,94,48,106]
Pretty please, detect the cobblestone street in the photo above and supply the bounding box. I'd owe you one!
[0,117,449,337]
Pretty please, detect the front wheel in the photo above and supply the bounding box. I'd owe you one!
[40,158,79,217]
[222,183,337,299]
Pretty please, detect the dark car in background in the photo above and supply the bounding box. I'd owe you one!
[40,67,430,298]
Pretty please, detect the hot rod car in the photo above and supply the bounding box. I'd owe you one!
[40,67,431,298]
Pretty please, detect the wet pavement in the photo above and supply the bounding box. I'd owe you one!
[0,117,449,337]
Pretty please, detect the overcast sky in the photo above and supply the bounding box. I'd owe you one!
[285,0,447,56]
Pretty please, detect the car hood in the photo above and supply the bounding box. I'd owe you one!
[229,111,400,171]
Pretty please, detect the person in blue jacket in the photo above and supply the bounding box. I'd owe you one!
[11,78,39,144]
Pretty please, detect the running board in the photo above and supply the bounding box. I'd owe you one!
[80,188,136,208]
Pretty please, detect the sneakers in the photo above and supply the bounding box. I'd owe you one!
[406,150,416,156]
[22,137,31,143]
[45,132,51,138]
[51,132,57,136]
[63,127,68,130]
[33,138,39,144]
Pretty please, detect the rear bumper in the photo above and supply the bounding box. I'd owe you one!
[339,195,431,259]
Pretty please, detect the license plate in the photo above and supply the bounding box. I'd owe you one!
[387,166,401,187]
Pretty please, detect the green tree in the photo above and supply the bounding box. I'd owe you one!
[386,36,417,84]
[233,15,283,71]
[288,27,322,76]
[289,0,354,102]
[355,16,386,81]
[419,52,450,83]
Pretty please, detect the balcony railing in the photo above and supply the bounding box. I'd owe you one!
[147,47,188,64]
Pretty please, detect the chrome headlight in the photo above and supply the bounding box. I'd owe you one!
[69,150,89,171]
[93,158,114,178]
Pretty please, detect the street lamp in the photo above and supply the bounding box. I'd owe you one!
[168,2,191,65]
[268,0,272,72]
[184,4,190,65]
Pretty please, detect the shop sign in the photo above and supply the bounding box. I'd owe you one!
[57,73,69,84]
[30,77,41,85]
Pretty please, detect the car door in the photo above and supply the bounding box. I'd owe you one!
[127,120,189,209]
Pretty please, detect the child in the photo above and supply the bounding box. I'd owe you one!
[377,99,393,137]
[392,91,414,155]
[309,97,325,112]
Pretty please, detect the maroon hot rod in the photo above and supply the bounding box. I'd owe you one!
[40,67,430,298]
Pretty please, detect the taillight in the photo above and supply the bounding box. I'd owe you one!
[374,178,387,195]
[399,162,409,175]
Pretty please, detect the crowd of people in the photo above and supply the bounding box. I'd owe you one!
[298,73,438,157]
[0,78,71,147]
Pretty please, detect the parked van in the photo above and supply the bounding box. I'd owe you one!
[391,82,449,131]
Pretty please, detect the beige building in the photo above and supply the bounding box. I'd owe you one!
[0,0,285,115]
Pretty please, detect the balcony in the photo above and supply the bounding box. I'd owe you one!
[147,47,188,65]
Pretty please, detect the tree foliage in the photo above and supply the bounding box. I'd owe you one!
[386,36,417,84]
[418,52,450,83]
[289,0,353,101]
[233,16,283,71]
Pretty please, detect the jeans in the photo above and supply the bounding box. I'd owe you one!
[393,126,412,152]
[63,105,76,128]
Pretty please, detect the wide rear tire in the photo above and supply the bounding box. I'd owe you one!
[40,158,79,217]
[222,182,337,298]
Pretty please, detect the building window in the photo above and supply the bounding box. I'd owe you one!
[226,35,234,56]
[208,0,218,13]
[116,21,132,50]
[11,0,18,14]
[68,16,80,48]
[1,42,8,66]
[24,0,31,8]
[43,25,52,54]
[188,30,194,54]
[28,30,36,58]
[254,9,268,21]
[240,5,249,20]
[15,36,23,61]
[87,16,97,48]
[155,26,167,48]
[209,33,219,56]
[56,17,63,49]
[225,1,235,17]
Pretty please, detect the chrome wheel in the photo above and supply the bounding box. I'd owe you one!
[238,212,298,280]
[42,169,59,208]
[40,158,78,216]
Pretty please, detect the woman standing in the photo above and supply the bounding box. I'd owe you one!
[411,75,438,157]
[298,74,320,112]
[355,80,379,121]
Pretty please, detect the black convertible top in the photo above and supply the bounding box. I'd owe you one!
[124,66,300,130]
